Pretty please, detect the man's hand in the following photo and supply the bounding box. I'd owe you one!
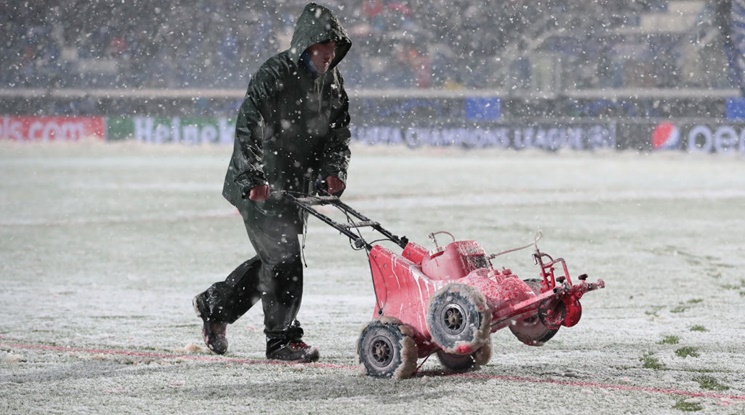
[325,176,346,196]
[248,185,270,201]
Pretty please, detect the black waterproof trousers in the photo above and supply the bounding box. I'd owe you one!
[197,203,305,348]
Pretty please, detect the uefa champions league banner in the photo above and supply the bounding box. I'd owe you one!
[351,122,618,150]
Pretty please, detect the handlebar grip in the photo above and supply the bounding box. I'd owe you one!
[314,177,330,195]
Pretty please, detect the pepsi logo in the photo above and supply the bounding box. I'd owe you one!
[651,122,680,150]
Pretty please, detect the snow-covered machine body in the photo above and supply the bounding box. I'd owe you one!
[284,192,604,378]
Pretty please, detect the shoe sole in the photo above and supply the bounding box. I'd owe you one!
[267,347,320,363]
[193,295,228,355]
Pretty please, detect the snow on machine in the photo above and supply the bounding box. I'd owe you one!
[284,191,605,379]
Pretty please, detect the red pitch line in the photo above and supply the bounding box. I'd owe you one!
[0,341,349,370]
[2,340,744,403]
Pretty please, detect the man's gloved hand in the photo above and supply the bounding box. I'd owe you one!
[247,185,270,201]
[325,176,346,196]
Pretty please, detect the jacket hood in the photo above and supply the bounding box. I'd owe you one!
[288,3,352,71]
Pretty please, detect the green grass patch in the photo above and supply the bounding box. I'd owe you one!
[645,306,664,317]
[675,346,700,358]
[722,279,745,290]
[670,305,688,313]
[689,325,707,332]
[659,335,680,345]
[694,375,729,391]
[673,399,703,412]
[670,299,702,314]
[641,352,665,370]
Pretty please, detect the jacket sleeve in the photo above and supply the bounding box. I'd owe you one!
[321,72,351,183]
[231,65,277,193]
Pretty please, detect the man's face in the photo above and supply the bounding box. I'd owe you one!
[308,41,336,74]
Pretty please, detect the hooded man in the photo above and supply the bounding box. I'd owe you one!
[193,2,352,362]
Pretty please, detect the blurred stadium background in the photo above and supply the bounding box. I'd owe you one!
[2,1,745,129]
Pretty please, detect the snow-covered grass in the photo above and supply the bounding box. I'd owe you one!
[1,141,744,414]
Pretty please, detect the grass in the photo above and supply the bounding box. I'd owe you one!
[694,375,729,391]
[645,306,664,317]
[721,279,745,290]
[670,305,688,313]
[689,325,707,332]
[673,399,703,412]
[721,279,745,297]
[659,335,680,345]
[675,347,700,358]
[641,352,665,370]
[670,299,703,314]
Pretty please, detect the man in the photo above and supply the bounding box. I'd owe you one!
[193,2,352,362]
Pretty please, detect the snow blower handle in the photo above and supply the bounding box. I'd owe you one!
[280,190,409,250]
[314,176,346,197]
[489,231,544,260]
[315,176,330,195]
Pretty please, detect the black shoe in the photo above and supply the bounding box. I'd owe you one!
[193,294,228,355]
[266,341,320,362]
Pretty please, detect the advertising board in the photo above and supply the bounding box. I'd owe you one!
[352,122,617,150]
[0,116,105,141]
[650,121,745,154]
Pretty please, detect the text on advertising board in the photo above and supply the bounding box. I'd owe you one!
[0,117,105,141]
[351,123,616,150]
[652,122,745,153]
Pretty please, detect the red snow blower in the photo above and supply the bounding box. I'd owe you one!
[284,192,604,379]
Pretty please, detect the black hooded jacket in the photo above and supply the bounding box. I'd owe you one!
[223,3,352,219]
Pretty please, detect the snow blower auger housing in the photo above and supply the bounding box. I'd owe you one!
[283,192,605,379]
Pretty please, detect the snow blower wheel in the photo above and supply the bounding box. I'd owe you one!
[357,319,418,379]
[509,279,560,346]
[427,283,491,354]
[538,296,567,331]
[436,350,475,371]
[436,333,493,372]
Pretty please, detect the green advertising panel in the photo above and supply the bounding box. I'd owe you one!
[107,116,236,144]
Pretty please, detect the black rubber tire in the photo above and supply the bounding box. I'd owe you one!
[509,279,560,346]
[436,336,493,372]
[357,318,418,379]
[436,350,475,371]
[426,283,491,354]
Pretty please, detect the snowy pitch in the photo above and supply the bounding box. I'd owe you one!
[1,141,744,414]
